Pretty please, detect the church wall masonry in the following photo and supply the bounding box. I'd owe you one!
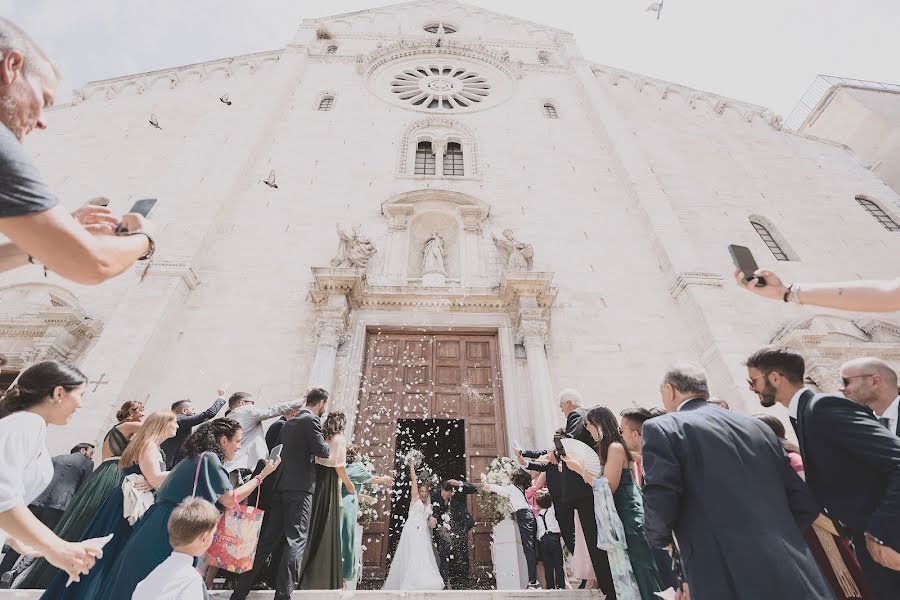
[8,0,900,454]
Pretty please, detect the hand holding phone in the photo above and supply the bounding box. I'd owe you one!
[269,444,283,463]
[117,198,158,233]
[553,436,567,457]
[728,244,765,287]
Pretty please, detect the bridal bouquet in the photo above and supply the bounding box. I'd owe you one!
[477,456,521,523]
[403,448,425,469]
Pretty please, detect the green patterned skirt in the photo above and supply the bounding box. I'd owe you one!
[17,458,124,589]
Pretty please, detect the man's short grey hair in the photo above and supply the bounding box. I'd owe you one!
[558,388,583,407]
[662,362,710,398]
[0,18,60,81]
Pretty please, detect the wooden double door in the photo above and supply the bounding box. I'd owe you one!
[353,330,507,581]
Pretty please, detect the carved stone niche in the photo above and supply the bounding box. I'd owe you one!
[770,314,900,393]
[0,283,103,370]
[380,189,490,287]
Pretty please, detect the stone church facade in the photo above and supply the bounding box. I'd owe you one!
[2,0,899,481]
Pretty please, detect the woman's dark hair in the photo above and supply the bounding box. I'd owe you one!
[755,414,800,454]
[182,418,241,463]
[0,361,87,420]
[346,444,359,464]
[116,400,144,422]
[510,468,532,490]
[322,411,346,441]
[585,406,634,465]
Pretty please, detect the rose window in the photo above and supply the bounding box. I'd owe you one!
[390,66,491,110]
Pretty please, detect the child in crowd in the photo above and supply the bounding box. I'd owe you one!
[483,468,540,589]
[132,497,221,600]
[536,491,565,589]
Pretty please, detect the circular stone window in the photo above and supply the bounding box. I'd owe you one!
[424,24,456,34]
[390,65,490,110]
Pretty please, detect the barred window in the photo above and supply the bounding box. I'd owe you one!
[751,220,789,261]
[538,53,550,65]
[317,96,334,111]
[326,45,337,55]
[414,141,436,175]
[443,142,464,176]
[856,197,900,231]
[543,103,558,119]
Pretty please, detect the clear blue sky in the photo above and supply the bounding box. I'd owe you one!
[3,0,899,116]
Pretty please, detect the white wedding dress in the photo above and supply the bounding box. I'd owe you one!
[382,497,445,590]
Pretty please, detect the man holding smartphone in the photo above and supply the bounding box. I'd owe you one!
[0,18,155,284]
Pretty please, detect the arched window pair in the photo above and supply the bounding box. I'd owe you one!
[415,141,463,176]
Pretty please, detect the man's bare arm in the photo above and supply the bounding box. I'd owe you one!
[0,206,151,284]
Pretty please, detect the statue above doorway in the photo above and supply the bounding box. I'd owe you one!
[492,229,533,272]
[331,223,378,269]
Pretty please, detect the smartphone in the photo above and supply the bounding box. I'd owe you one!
[117,198,158,233]
[269,443,283,462]
[728,244,766,287]
[553,436,566,457]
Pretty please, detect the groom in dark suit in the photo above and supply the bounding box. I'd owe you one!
[642,362,830,599]
[430,479,478,588]
[231,388,331,600]
[746,347,900,598]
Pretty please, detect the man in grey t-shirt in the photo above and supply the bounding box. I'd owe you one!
[0,17,156,284]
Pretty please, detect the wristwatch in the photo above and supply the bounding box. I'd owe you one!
[128,232,155,261]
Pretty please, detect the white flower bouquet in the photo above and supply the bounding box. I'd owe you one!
[476,456,521,524]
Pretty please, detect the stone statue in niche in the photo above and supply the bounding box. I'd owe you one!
[422,231,446,276]
[330,224,377,269]
[493,228,534,271]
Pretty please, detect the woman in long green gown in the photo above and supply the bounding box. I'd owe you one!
[298,412,356,590]
[17,402,144,589]
[339,446,394,584]
[565,407,664,600]
[98,418,280,599]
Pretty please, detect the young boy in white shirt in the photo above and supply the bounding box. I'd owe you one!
[132,497,220,600]
[535,491,565,589]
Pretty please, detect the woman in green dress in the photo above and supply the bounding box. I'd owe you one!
[17,401,144,589]
[98,418,280,599]
[339,445,394,584]
[298,412,356,590]
[564,406,664,600]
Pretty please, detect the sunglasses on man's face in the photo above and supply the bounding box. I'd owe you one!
[840,374,875,388]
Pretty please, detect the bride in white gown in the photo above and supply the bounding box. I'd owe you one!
[382,460,445,590]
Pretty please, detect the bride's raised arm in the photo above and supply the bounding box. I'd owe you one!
[408,462,419,503]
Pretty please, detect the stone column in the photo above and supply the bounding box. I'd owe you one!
[518,317,557,446]
[433,140,446,176]
[307,268,364,403]
[308,311,348,392]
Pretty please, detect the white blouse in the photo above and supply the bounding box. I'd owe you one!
[0,411,54,548]
[319,433,347,468]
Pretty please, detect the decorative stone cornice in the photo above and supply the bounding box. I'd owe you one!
[307,268,558,317]
[135,261,200,290]
[589,63,783,129]
[669,272,724,299]
[363,38,518,80]
[67,50,282,105]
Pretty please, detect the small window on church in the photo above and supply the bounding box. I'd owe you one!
[750,220,789,261]
[444,142,464,176]
[538,52,550,65]
[326,45,338,55]
[414,141,436,175]
[424,24,456,34]
[856,196,900,231]
[318,96,334,111]
[543,103,558,119]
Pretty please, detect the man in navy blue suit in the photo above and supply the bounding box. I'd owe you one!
[746,347,900,598]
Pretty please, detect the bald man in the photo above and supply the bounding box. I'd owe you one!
[840,358,900,436]
[0,18,154,283]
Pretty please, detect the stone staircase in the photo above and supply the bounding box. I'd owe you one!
[2,591,606,599]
